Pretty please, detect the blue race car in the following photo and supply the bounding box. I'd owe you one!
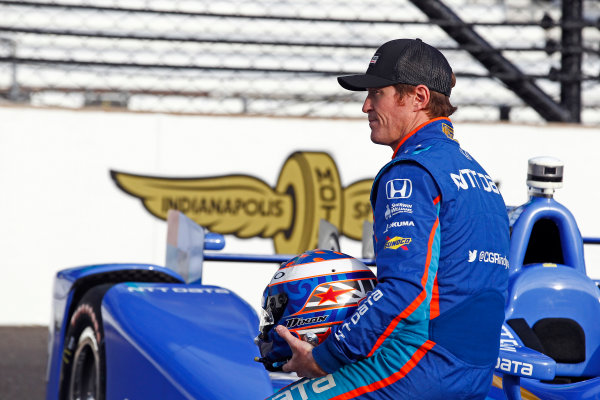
[485,157,600,400]
[46,156,600,400]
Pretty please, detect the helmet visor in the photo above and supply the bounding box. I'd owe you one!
[259,292,288,336]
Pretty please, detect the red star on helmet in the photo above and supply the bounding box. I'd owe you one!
[315,286,354,305]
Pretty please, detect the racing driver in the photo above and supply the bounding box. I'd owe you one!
[265,38,510,399]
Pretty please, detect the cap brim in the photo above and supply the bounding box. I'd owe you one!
[337,74,397,91]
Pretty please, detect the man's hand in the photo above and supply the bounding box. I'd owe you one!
[276,325,328,378]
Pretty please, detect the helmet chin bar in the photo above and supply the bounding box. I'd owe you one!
[259,292,288,337]
[254,331,319,372]
[253,339,288,372]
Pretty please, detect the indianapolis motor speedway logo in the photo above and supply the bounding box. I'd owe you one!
[111,151,373,254]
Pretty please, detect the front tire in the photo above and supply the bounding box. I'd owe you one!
[60,284,112,400]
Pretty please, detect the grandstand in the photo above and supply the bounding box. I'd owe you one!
[0,0,598,124]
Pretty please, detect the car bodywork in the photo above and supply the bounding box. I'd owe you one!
[46,179,600,400]
[486,194,600,400]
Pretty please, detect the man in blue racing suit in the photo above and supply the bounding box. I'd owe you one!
[266,38,509,400]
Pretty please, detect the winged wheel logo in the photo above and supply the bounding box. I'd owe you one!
[111,152,374,254]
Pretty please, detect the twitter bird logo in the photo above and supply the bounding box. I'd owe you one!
[468,250,478,263]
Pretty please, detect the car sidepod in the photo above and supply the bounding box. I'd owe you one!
[100,282,273,399]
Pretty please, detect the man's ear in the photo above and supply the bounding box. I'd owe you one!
[413,85,430,111]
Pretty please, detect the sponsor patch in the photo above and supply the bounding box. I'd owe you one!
[385,202,413,219]
[386,179,412,199]
[383,220,415,233]
[336,289,384,340]
[284,315,329,329]
[370,54,380,64]
[450,168,500,194]
[384,236,412,250]
[442,123,455,140]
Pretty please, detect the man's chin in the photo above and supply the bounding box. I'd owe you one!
[370,131,384,145]
[370,133,396,149]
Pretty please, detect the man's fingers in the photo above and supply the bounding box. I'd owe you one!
[275,325,300,348]
[276,324,327,378]
[281,359,292,373]
[276,326,297,373]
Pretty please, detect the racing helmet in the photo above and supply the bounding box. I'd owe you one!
[255,249,377,371]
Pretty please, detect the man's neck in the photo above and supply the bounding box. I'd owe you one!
[389,113,432,152]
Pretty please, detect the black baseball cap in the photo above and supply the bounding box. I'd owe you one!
[338,39,453,96]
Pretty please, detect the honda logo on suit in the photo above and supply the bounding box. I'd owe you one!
[386,179,412,199]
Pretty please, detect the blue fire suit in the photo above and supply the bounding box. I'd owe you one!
[266,118,509,400]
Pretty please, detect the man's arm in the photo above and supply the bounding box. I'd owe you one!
[311,162,441,373]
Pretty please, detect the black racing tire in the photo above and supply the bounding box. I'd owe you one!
[60,284,113,400]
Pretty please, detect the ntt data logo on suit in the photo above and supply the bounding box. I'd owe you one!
[386,179,412,199]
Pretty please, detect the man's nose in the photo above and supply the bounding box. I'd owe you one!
[362,96,371,114]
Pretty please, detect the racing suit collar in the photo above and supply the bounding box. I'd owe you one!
[392,117,453,159]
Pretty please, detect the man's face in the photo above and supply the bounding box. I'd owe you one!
[362,85,413,149]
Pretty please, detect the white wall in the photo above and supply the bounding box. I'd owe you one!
[1,106,599,325]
